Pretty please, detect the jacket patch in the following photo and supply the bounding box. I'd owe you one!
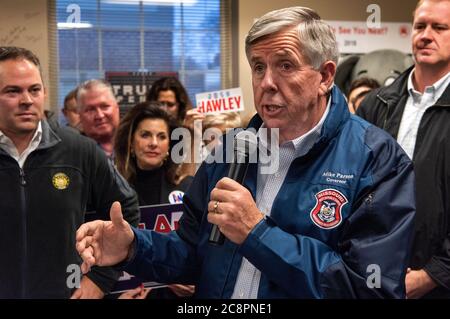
[52,172,70,190]
[310,189,347,229]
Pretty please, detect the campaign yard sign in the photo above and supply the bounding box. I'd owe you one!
[105,71,178,117]
[195,87,244,115]
[109,203,184,294]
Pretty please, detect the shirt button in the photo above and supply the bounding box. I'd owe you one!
[239,292,244,298]
[275,173,280,178]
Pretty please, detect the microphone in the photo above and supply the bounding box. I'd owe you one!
[209,130,258,245]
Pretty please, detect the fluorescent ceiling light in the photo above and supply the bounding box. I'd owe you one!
[102,0,197,5]
[57,22,93,30]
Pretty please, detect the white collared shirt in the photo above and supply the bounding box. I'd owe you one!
[0,121,43,168]
[396,70,450,159]
[231,97,331,299]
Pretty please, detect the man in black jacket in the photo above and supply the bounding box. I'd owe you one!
[357,0,450,298]
[0,46,139,298]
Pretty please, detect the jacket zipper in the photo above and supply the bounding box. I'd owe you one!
[19,167,27,298]
[376,94,390,130]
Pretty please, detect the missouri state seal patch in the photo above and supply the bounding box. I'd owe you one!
[310,189,348,229]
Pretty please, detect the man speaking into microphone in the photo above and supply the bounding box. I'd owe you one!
[76,6,415,298]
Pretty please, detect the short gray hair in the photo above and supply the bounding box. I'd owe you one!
[76,79,116,109]
[245,6,339,69]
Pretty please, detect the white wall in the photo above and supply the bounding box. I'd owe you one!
[0,0,53,110]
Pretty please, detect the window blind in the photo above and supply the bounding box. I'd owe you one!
[47,0,234,123]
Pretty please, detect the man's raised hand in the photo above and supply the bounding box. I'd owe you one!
[75,201,135,273]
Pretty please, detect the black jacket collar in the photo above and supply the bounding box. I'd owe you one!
[376,65,450,107]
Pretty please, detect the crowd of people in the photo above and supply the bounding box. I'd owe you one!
[0,0,449,299]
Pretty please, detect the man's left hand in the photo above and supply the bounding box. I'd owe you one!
[207,177,264,245]
[405,268,437,299]
[70,276,105,299]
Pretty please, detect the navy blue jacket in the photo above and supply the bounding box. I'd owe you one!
[124,87,415,298]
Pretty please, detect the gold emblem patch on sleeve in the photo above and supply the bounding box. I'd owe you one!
[52,173,70,190]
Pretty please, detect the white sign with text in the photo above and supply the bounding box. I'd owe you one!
[195,87,244,115]
[326,21,412,54]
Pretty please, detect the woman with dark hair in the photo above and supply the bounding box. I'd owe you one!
[115,101,190,204]
[114,101,194,298]
[147,76,205,179]
[146,77,192,125]
[347,77,380,113]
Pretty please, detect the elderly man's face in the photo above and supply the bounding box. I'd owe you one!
[78,87,120,142]
[0,59,45,137]
[249,27,325,143]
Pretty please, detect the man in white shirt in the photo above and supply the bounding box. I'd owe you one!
[357,0,450,299]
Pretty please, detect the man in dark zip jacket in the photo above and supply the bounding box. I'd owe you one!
[357,0,450,299]
[0,46,139,298]
[76,7,416,298]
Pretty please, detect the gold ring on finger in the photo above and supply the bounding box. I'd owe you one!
[213,201,220,214]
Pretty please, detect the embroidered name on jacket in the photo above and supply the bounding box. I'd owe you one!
[310,189,348,229]
[322,171,354,185]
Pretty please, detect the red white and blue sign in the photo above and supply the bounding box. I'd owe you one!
[111,203,184,294]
